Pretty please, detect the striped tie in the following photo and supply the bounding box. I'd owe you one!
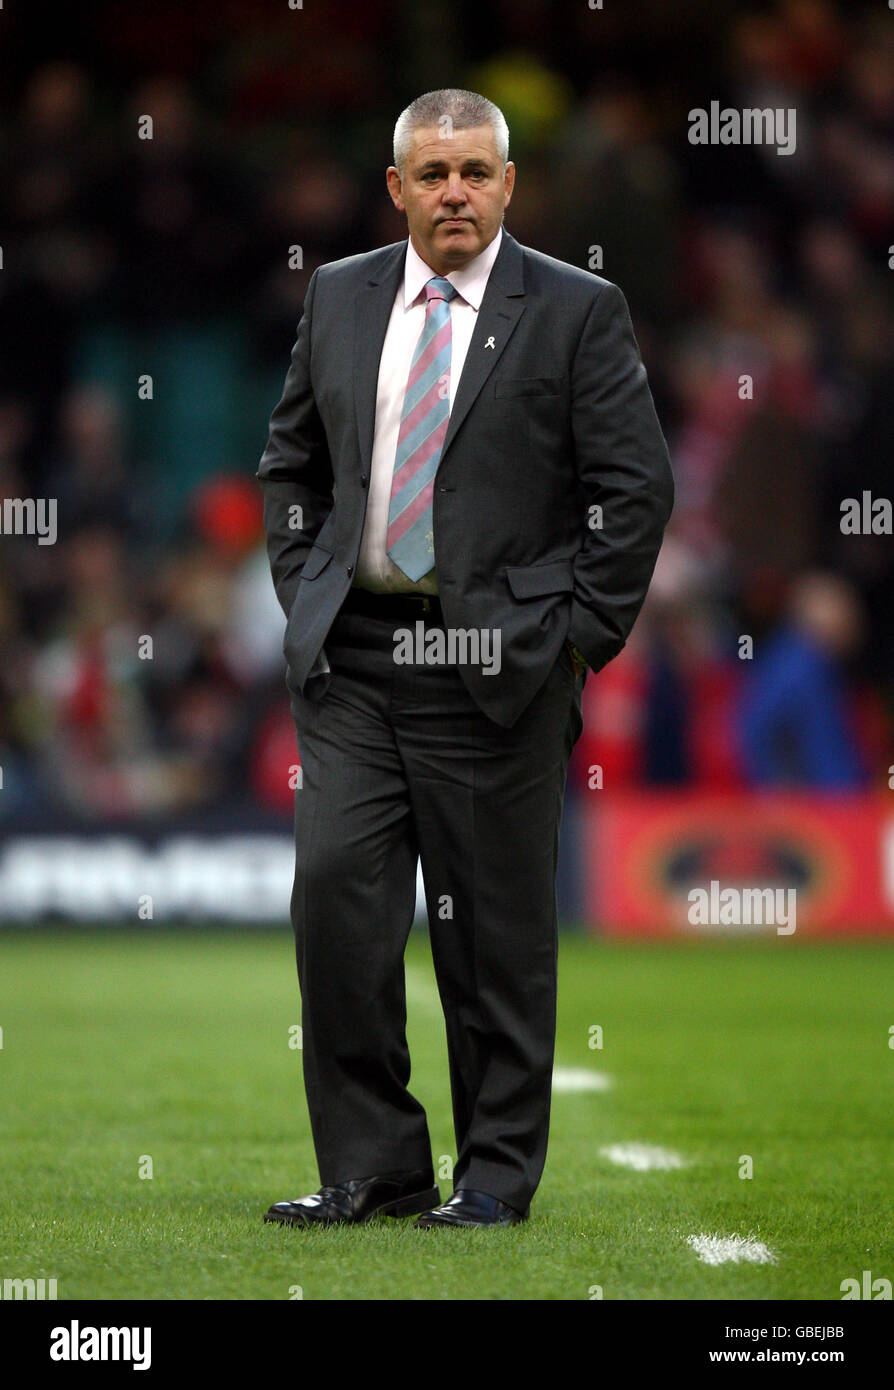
[386,275,458,582]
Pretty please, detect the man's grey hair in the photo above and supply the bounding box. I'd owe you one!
[393,89,509,175]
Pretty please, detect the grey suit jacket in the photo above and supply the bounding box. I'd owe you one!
[257,228,674,728]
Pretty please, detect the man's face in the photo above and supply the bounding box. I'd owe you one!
[386,125,515,273]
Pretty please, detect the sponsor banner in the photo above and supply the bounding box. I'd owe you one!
[0,818,430,924]
[0,829,295,923]
[585,794,894,937]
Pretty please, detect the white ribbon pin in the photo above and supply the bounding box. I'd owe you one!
[485,336,495,349]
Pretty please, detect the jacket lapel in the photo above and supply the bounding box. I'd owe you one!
[441,230,526,461]
[352,241,407,475]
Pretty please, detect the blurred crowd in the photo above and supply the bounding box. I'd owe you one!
[0,0,892,822]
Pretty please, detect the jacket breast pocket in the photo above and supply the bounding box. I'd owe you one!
[494,377,564,399]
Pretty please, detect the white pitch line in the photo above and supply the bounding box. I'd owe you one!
[552,1067,614,1093]
[599,1142,687,1171]
[687,1233,778,1266]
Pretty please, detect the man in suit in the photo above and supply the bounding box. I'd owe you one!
[258,89,673,1229]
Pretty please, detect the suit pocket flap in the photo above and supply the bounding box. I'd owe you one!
[494,376,564,398]
[300,543,334,581]
[505,559,574,599]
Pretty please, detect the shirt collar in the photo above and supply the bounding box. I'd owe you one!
[403,225,503,311]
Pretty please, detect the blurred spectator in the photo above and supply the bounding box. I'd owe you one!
[737,572,869,787]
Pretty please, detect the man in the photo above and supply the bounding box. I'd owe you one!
[257,89,673,1229]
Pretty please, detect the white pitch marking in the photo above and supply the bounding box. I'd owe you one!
[687,1233,778,1266]
[552,1068,613,1093]
[599,1142,687,1171]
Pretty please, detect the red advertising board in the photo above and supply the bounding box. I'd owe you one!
[584,793,894,936]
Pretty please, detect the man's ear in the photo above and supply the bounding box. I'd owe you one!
[503,161,516,208]
[386,166,405,212]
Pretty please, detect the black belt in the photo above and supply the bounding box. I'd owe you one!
[341,587,445,624]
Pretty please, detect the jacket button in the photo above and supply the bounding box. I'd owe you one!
[360,474,368,487]
[346,564,354,576]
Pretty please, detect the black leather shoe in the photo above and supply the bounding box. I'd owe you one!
[414,1189,528,1228]
[264,1170,440,1228]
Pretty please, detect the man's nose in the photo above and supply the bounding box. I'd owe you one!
[443,176,466,204]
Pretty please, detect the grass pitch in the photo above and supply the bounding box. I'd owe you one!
[1,928,892,1300]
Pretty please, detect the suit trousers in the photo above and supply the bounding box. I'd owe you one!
[286,601,585,1213]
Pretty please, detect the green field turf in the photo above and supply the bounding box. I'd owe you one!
[1,928,892,1300]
